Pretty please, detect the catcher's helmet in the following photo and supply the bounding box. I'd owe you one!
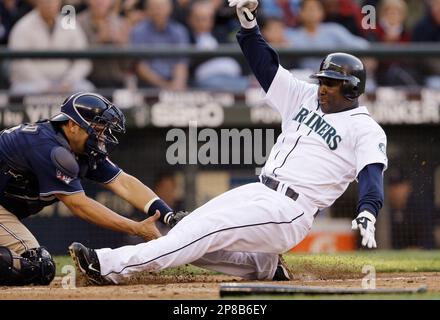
[311,53,366,100]
[51,92,126,158]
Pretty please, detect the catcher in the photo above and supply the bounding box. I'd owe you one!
[0,92,182,286]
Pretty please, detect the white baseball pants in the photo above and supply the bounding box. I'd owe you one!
[97,182,317,284]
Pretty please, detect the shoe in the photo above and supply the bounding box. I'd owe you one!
[272,255,293,281]
[68,242,107,285]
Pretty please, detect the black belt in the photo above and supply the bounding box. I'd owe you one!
[261,176,299,201]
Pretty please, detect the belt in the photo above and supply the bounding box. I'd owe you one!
[261,176,299,201]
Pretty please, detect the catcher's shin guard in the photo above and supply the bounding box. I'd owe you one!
[0,246,56,286]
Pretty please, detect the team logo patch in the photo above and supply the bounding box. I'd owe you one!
[378,143,386,155]
[56,170,74,184]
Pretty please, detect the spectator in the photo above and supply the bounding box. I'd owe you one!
[365,0,419,86]
[412,0,440,88]
[322,0,365,37]
[172,0,192,27]
[387,167,436,249]
[0,0,33,45]
[78,0,131,88]
[260,16,291,47]
[362,0,425,28]
[286,0,369,71]
[211,0,240,40]
[8,0,93,95]
[116,0,145,28]
[153,171,184,212]
[412,0,440,41]
[368,0,410,42]
[187,0,248,90]
[260,16,296,69]
[130,0,190,90]
[260,0,301,27]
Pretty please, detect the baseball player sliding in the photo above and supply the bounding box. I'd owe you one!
[69,0,388,285]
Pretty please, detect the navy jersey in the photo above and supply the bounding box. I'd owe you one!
[0,121,121,219]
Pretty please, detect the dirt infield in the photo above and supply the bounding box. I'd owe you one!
[1,272,439,300]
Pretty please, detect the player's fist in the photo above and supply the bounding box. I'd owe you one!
[228,0,259,29]
[351,210,377,249]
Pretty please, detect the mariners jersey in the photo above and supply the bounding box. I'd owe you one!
[0,121,121,219]
[261,66,388,208]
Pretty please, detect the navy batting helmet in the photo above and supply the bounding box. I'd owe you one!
[310,53,366,100]
[51,92,126,158]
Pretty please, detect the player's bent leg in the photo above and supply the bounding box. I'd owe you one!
[192,251,280,280]
[87,183,316,284]
[0,246,56,286]
[0,205,40,255]
[193,251,292,281]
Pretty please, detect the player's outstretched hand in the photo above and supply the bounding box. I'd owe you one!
[228,0,259,29]
[136,211,162,242]
[351,210,377,249]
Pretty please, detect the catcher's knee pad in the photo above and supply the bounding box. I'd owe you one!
[0,246,56,286]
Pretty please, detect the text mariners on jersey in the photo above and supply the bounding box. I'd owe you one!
[293,107,342,150]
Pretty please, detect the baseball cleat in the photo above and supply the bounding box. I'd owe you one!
[272,255,293,281]
[68,242,108,285]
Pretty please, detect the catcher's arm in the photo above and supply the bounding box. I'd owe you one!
[105,171,190,227]
[56,192,161,241]
[104,171,156,212]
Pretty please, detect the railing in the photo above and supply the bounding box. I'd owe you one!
[0,43,440,59]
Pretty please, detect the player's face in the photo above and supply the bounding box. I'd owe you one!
[90,123,108,153]
[318,78,346,113]
[69,123,108,155]
[65,122,89,154]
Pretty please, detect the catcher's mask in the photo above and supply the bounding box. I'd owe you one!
[51,92,126,160]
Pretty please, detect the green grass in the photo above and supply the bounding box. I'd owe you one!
[55,250,440,299]
[284,250,440,276]
[55,250,440,277]
[54,255,212,277]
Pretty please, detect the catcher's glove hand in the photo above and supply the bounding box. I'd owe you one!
[166,210,190,228]
[351,210,377,249]
[228,0,259,29]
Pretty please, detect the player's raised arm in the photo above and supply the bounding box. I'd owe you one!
[229,0,317,123]
[229,0,279,92]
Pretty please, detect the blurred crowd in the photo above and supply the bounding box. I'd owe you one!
[0,0,439,95]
